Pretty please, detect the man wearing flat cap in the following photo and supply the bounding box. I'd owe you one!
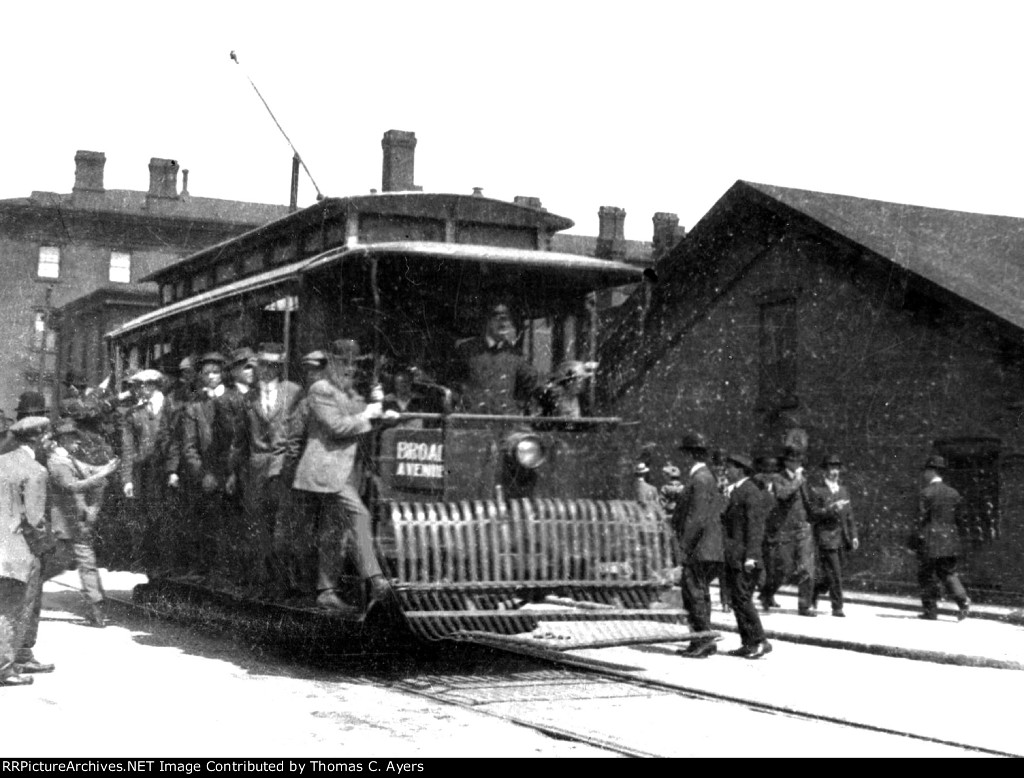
[0,392,51,458]
[761,446,817,616]
[228,343,304,588]
[914,455,970,621]
[2,415,55,680]
[291,344,394,614]
[673,432,724,658]
[810,454,859,617]
[121,368,176,574]
[450,301,538,415]
[721,453,772,658]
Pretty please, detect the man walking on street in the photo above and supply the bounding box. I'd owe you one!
[762,447,817,616]
[721,453,772,658]
[915,455,970,621]
[810,454,859,617]
[673,432,723,658]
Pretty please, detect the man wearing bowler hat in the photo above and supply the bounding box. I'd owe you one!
[673,432,724,658]
[721,453,772,658]
[763,445,817,616]
[810,454,859,617]
[914,455,971,621]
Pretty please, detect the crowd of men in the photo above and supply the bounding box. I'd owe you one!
[635,433,972,659]
[0,340,411,688]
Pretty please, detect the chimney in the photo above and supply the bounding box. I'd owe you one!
[73,150,106,192]
[596,206,626,261]
[514,196,544,210]
[652,212,685,260]
[381,130,421,192]
[147,158,179,199]
[181,169,190,197]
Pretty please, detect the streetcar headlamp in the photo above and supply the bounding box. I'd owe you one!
[506,432,546,470]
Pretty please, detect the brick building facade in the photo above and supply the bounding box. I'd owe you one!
[599,181,1024,599]
[0,150,290,414]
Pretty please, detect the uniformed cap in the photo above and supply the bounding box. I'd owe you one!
[726,453,754,473]
[129,368,163,384]
[924,455,947,471]
[54,419,78,437]
[229,347,257,368]
[634,462,650,475]
[199,352,226,367]
[300,350,328,366]
[10,416,51,436]
[782,446,804,463]
[678,431,708,453]
[15,391,48,419]
[821,454,843,468]
[257,342,286,363]
[662,464,681,478]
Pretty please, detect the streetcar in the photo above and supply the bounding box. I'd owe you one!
[106,191,692,651]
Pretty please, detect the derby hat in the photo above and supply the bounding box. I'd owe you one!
[924,455,947,471]
[821,454,843,468]
[726,453,754,473]
[634,462,650,475]
[15,391,48,419]
[257,342,286,363]
[782,445,805,462]
[678,431,708,452]
[10,416,51,436]
[179,356,196,371]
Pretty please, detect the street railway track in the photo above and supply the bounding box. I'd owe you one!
[83,582,1016,758]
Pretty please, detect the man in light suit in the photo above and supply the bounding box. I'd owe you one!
[230,343,304,589]
[673,431,724,659]
[915,455,970,621]
[292,346,395,613]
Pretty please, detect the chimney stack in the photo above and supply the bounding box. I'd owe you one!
[73,150,106,192]
[652,212,685,260]
[596,206,626,261]
[513,196,544,210]
[381,130,421,192]
[147,158,179,199]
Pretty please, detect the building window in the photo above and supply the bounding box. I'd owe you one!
[161,284,174,304]
[109,251,131,283]
[757,295,798,409]
[37,246,60,279]
[934,437,1001,543]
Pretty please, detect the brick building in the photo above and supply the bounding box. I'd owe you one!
[599,180,1024,599]
[0,150,291,413]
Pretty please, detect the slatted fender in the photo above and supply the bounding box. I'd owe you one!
[379,498,684,643]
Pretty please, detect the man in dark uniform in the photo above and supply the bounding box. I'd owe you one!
[915,455,971,621]
[754,453,781,610]
[450,302,538,415]
[673,432,724,658]
[810,454,859,617]
[291,346,394,614]
[721,453,772,658]
[762,446,817,615]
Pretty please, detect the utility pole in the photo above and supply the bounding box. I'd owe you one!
[37,285,54,405]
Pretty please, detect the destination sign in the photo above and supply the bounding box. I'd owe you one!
[392,429,445,490]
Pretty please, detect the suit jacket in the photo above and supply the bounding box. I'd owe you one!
[0,447,48,582]
[917,479,962,559]
[771,470,814,540]
[451,337,538,415]
[675,464,724,563]
[292,379,372,494]
[182,391,233,485]
[121,399,175,483]
[810,480,858,551]
[232,379,304,481]
[721,478,769,568]
[47,448,101,540]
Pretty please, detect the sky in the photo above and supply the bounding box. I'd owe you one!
[2,1,1023,241]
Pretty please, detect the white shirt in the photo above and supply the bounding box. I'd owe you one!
[723,475,748,498]
[235,382,250,395]
[824,477,840,495]
[261,378,279,415]
[148,390,165,417]
[929,475,942,485]
[205,384,225,399]
[689,462,706,477]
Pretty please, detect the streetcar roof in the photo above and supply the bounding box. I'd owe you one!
[108,241,641,340]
